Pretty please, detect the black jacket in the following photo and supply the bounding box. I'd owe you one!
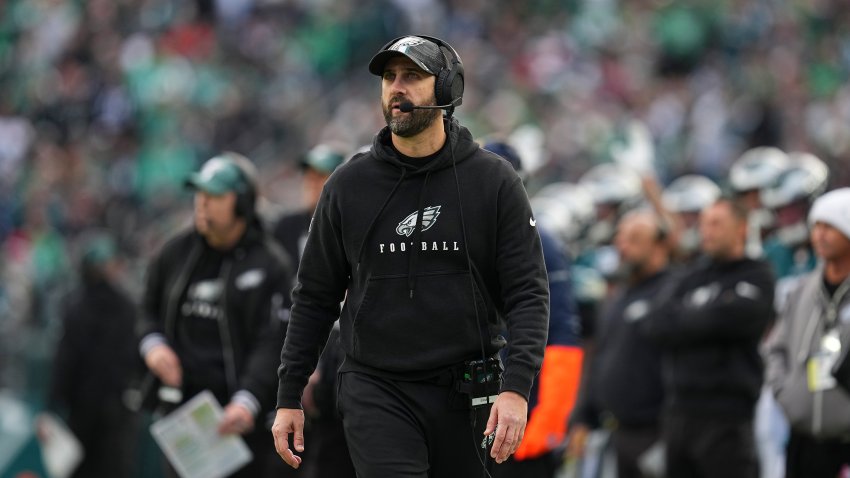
[643,256,775,419]
[273,208,312,265]
[277,119,549,408]
[573,270,671,428]
[51,277,140,416]
[138,221,293,415]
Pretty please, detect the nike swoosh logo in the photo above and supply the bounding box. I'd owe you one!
[529,217,536,227]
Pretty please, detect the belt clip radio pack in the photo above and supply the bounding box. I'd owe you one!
[460,356,502,408]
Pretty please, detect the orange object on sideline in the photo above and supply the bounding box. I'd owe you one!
[513,345,583,461]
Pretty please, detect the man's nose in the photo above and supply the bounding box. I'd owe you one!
[389,77,407,96]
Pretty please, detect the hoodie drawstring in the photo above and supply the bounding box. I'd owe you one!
[356,169,407,271]
[408,171,431,298]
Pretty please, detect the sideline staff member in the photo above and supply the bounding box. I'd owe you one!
[273,35,549,476]
[644,198,775,478]
[139,153,293,477]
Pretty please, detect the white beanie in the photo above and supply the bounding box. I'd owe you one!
[809,187,850,240]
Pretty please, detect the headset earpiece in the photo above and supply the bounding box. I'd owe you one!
[224,153,258,221]
[234,187,255,220]
[424,39,463,108]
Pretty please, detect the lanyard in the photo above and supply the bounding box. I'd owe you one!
[820,274,850,329]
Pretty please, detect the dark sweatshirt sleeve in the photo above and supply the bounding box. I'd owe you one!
[496,178,550,400]
[644,263,775,346]
[238,254,294,414]
[136,246,166,348]
[277,184,349,409]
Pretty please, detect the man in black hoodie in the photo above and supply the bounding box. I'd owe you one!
[272,35,550,477]
[644,197,775,478]
[138,152,293,477]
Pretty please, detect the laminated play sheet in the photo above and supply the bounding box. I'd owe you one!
[150,390,252,478]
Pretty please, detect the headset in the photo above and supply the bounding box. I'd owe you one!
[377,34,465,114]
[221,152,258,220]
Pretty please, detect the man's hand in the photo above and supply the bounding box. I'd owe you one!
[218,403,255,435]
[144,344,182,387]
[272,408,305,469]
[483,391,528,464]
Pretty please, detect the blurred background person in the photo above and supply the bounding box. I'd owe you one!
[531,181,605,347]
[661,174,722,262]
[576,163,644,280]
[761,152,830,302]
[753,151,828,478]
[272,143,346,265]
[486,140,584,478]
[727,147,790,259]
[270,142,354,478]
[644,198,775,478]
[47,232,140,478]
[137,152,293,478]
[766,187,850,478]
[569,210,673,478]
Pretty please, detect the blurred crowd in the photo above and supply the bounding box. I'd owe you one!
[2,0,850,476]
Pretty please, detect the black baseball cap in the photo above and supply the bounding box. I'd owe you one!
[368,36,447,76]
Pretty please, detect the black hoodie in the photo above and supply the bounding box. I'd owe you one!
[277,119,549,408]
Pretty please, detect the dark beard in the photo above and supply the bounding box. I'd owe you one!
[383,97,442,137]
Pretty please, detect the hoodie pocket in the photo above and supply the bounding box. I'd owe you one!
[352,271,487,371]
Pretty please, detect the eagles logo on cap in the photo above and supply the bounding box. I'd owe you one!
[391,37,426,51]
[368,35,446,76]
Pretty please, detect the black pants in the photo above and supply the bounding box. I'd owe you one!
[337,370,493,478]
[68,401,139,478]
[785,430,850,478]
[663,414,758,478]
[611,424,659,478]
[304,417,357,478]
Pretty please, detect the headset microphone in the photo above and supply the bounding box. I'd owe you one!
[399,99,459,113]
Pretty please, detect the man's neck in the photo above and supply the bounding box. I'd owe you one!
[713,243,746,262]
[206,221,247,251]
[392,118,446,158]
[824,256,850,285]
[630,256,668,284]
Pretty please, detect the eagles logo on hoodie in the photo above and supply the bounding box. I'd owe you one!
[396,206,441,237]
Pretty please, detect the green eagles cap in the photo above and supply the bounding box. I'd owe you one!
[301,144,345,175]
[185,154,253,195]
